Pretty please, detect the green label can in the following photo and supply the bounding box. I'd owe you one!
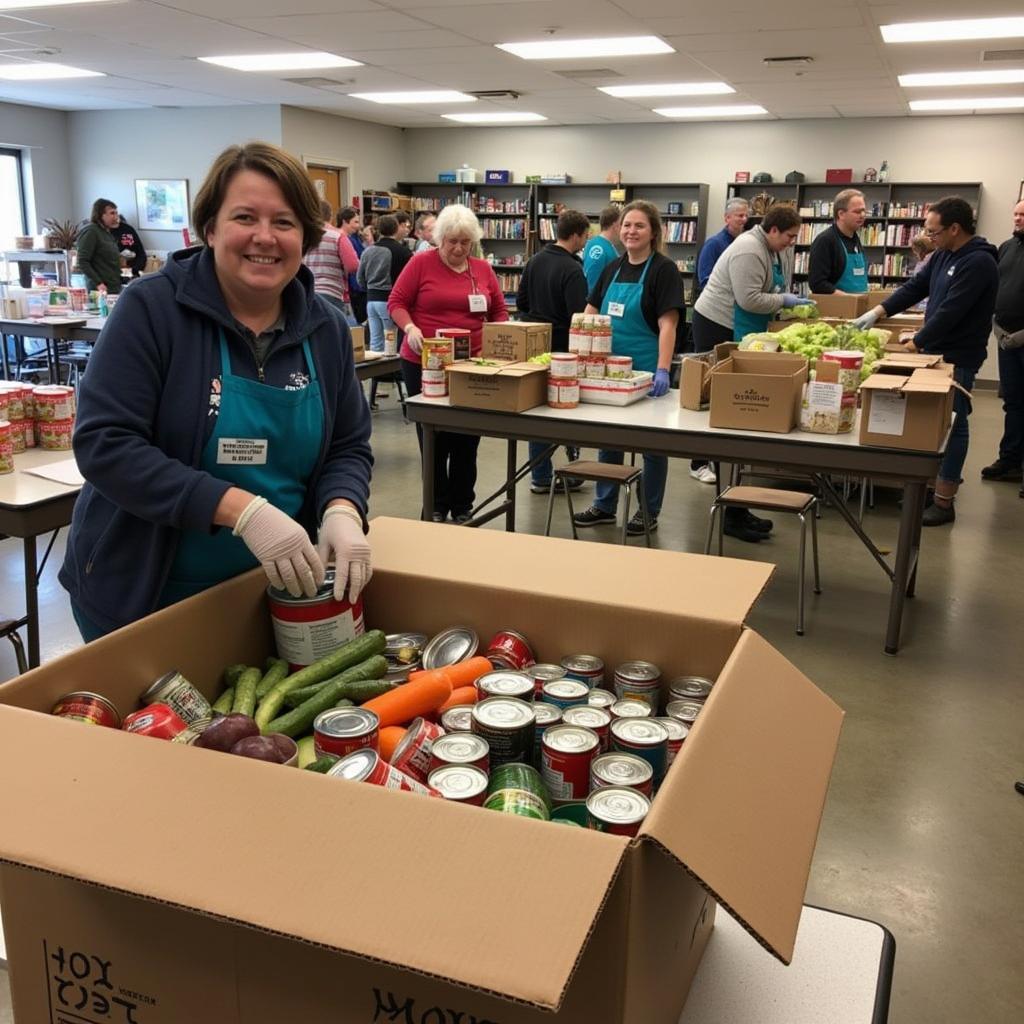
[484,763,551,820]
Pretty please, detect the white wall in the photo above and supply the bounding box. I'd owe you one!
[281,107,405,205]
[66,106,282,252]
[0,101,72,230]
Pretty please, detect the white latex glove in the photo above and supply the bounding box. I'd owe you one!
[317,505,372,603]
[120,249,136,259]
[233,497,324,598]
[852,309,880,331]
[405,325,424,354]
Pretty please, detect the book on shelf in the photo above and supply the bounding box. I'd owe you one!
[664,220,697,244]
[796,222,829,246]
[479,218,527,240]
[885,223,922,246]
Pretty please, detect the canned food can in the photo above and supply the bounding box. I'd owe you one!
[590,328,613,356]
[383,329,398,355]
[327,748,441,796]
[532,702,563,768]
[422,626,479,670]
[541,678,590,710]
[31,384,75,421]
[122,702,189,740]
[547,376,579,409]
[140,670,212,727]
[529,663,566,700]
[549,353,579,378]
[562,705,611,752]
[665,700,703,727]
[568,331,592,356]
[483,763,551,820]
[541,724,600,803]
[51,691,121,728]
[583,356,607,378]
[23,418,35,449]
[590,751,654,797]
[38,418,74,450]
[421,337,455,370]
[9,420,26,454]
[428,764,488,805]
[476,669,534,703]
[428,732,490,775]
[560,654,604,689]
[268,568,364,670]
[667,676,715,706]
[436,327,472,360]
[440,705,474,733]
[610,699,652,719]
[0,423,12,474]
[421,369,448,399]
[586,786,651,836]
[485,628,536,670]
[471,696,535,768]
[587,688,616,709]
[314,707,380,759]
[656,717,689,769]
[389,716,446,782]
[613,660,662,709]
[605,355,633,379]
[610,717,669,786]
[0,382,26,421]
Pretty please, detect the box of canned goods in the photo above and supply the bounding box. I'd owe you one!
[613,660,662,709]
[667,675,715,706]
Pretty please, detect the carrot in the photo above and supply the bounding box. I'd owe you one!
[409,656,492,691]
[379,726,407,762]
[361,672,452,728]
[438,685,478,713]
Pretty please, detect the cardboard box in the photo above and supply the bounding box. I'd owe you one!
[680,342,737,410]
[349,325,366,362]
[859,367,961,450]
[0,519,842,1024]
[709,351,809,432]
[447,358,548,411]
[482,321,552,362]
[872,352,951,376]
[809,292,872,319]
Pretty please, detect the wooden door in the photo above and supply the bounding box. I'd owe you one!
[307,166,341,217]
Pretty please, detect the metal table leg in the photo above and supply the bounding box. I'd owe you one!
[885,481,925,655]
[505,439,517,533]
[421,423,435,522]
[24,534,39,667]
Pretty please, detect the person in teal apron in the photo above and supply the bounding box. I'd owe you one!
[808,188,869,295]
[572,200,683,536]
[732,257,788,339]
[62,142,373,641]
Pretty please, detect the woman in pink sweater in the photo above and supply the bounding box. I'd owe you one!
[389,204,508,523]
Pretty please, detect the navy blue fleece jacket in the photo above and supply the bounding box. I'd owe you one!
[60,246,373,632]
[881,236,999,371]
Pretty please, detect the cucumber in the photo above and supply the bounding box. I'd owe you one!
[296,735,317,769]
[284,680,332,708]
[305,755,340,774]
[341,677,397,704]
[231,667,261,718]
[333,697,354,709]
[255,630,386,732]
[223,664,248,687]
[255,658,288,699]
[212,687,235,715]
[263,655,389,737]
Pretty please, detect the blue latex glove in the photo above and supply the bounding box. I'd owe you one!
[649,368,671,398]
[782,294,816,309]
[852,309,880,331]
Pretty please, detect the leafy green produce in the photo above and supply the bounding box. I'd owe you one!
[778,303,820,321]
[528,352,552,365]
[738,332,780,351]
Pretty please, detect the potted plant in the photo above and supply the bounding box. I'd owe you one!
[40,218,84,252]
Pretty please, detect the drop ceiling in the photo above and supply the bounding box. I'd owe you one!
[0,0,1023,124]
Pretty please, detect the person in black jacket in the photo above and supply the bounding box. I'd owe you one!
[808,188,869,295]
[110,215,148,278]
[855,196,998,526]
[516,209,590,493]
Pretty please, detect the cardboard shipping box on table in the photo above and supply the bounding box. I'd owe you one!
[809,292,872,319]
[447,359,548,412]
[349,324,366,362]
[679,341,737,410]
[482,321,552,362]
[709,351,809,432]
[0,519,843,1024]
[860,367,961,450]
[872,352,952,376]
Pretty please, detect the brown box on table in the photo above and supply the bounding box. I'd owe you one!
[680,341,736,410]
[482,321,551,362]
[709,351,809,433]
[859,368,961,450]
[349,325,366,362]
[447,358,548,412]
[809,292,872,319]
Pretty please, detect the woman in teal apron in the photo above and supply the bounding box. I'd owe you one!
[62,143,373,641]
[572,200,683,536]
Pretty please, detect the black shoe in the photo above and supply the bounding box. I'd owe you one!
[626,513,657,536]
[431,512,447,523]
[981,458,1023,481]
[369,402,379,411]
[1015,780,1024,796]
[922,501,955,526]
[741,510,773,533]
[530,477,585,495]
[573,506,617,528]
[723,519,765,543]
[452,511,474,525]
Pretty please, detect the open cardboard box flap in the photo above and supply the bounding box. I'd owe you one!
[638,629,843,965]
[0,702,627,1010]
[447,360,543,379]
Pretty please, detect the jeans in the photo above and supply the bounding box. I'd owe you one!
[529,442,579,486]
[71,601,108,643]
[939,366,976,484]
[594,451,668,520]
[366,301,394,353]
[401,358,480,518]
[997,345,1024,465]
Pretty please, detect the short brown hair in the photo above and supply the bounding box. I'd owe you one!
[394,210,412,227]
[834,189,864,214]
[762,204,801,233]
[376,215,398,237]
[557,210,590,240]
[91,198,116,225]
[336,206,359,227]
[319,199,333,222]
[598,205,622,230]
[192,142,324,254]
[621,199,664,253]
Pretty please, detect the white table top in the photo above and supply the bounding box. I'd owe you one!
[0,448,82,510]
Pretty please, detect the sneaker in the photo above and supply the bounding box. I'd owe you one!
[530,477,585,495]
[690,464,717,485]
[626,513,657,536]
[723,519,764,544]
[922,501,955,526]
[742,510,773,533]
[452,511,474,525]
[430,512,447,523]
[981,458,1023,481]
[573,506,617,528]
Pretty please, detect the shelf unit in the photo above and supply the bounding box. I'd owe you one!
[2,249,73,289]
[725,180,982,294]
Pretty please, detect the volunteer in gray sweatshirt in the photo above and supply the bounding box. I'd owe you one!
[693,204,812,346]
[356,214,411,352]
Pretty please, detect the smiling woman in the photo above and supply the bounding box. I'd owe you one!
[59,142,374,641]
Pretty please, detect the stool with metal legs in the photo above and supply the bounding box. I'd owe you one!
[545,459,652,546]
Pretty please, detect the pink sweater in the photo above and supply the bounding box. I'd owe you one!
[388,250,508,363]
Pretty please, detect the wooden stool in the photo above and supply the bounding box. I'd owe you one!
[545,459,652,546]
[705,485,821,635]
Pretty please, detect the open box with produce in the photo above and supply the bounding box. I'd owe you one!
[0,519,842,1024]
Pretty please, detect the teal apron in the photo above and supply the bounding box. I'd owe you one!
[835,237,868,293]
[160,330,324,606]
[733,258,785,341]
[602,256,658,373]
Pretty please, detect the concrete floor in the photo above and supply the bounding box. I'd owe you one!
[0,387,1021,1022]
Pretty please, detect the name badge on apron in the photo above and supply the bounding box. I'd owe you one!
[217,438,268,465]
[853,267,865,276]
[468,293,488,313]
[608,301,625,317]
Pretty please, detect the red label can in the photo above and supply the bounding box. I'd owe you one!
[428,732,490,775]
[485,628,536,671]
[390,716,446,782]
[428,764,488,805]
[122,702,189,740]
[314,708,380,759]
[563,705,611,752]
[327,748,441,796]
[541,724,600,803]
[51,691,121,728]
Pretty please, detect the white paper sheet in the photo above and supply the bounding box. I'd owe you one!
[22,458,84,487]
[867,392,907,436]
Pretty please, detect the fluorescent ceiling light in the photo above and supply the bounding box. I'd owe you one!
[0,62,104,80]
[909,96,1024,110]
[881,17,1024,43]
[599,81,734,98]
[350,90,476,104]
[654,104,767,118]
[442,111,547,123]
[899,69,1024,87]
[497,36,673,60]
[199,52,361,71]
[0,0,114,7]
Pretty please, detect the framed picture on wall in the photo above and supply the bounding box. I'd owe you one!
[135,178,189,231]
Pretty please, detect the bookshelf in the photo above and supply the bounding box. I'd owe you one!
[725,179,982,293]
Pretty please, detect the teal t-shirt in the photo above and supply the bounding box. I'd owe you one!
[582,236,619,292]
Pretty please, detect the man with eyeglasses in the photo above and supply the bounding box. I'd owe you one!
[854,196,999,526]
